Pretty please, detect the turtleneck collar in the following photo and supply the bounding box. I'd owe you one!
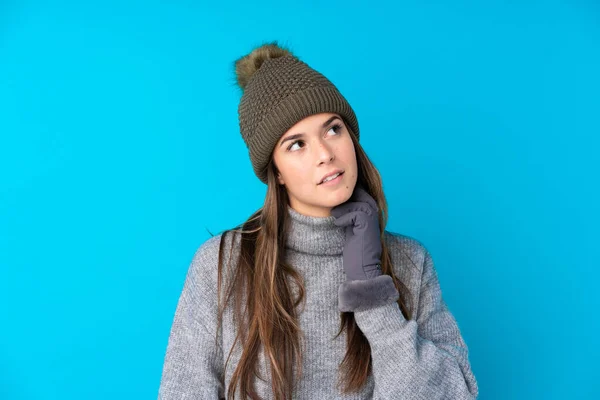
[284,205,346,256]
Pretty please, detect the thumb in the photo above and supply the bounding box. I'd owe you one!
[333,211,362,228]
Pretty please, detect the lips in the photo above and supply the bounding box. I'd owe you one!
[318,170,344,185]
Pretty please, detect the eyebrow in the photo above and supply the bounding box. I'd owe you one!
[279,116,341,147]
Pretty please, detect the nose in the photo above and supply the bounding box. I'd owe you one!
[316,141,335,165]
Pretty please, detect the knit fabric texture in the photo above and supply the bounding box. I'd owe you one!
[158,206,479,399]
[238,54,360,184]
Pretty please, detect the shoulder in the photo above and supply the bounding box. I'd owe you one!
[191,230,242,265]
[382,230,431,290]
[383,230,428,271]
[185,231,243,291]
[191,234,223,264]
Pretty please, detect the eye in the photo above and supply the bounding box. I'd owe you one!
[327,122,343,136]
[286,122,343,152]
[287,140,304,152]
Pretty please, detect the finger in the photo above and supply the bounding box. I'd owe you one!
[344,225,353,240]
[354,186,378,211]
[351,186,379,211]
[332,201,373,217]
[332,210,362,228]
[330,202,351,219]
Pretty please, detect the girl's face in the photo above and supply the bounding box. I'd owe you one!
[272,112,358,217]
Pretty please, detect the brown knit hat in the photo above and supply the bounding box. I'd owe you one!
[233,42,360,184]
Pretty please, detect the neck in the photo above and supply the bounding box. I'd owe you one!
[284,205,345,256]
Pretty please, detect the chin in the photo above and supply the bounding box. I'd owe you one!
[331,185,354,205]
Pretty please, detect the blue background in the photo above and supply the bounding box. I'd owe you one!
[1,1,598,398]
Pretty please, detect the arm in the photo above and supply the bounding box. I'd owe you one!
[158,235,225,399]
[350,248,479,399]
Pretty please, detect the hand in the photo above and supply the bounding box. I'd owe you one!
[330,185,382,281]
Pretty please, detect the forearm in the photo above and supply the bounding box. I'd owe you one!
[354,302,478,399]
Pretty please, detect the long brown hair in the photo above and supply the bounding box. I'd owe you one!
[212,127,413,399]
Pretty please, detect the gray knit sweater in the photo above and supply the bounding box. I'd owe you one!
[158,206,479,399]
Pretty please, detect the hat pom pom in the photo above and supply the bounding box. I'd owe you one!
[234,41,293,91]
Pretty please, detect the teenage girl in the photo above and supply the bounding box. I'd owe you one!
[158,42,479,400]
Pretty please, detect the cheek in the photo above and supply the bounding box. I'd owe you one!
[294,164,313,185]
[342,142,358,185]
[340,140,357,167]
[281,161,312,187]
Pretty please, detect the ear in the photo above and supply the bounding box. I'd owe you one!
[277,172,285,185]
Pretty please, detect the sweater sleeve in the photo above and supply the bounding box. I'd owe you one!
[158,236,225,399]
[352,247,479,399]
